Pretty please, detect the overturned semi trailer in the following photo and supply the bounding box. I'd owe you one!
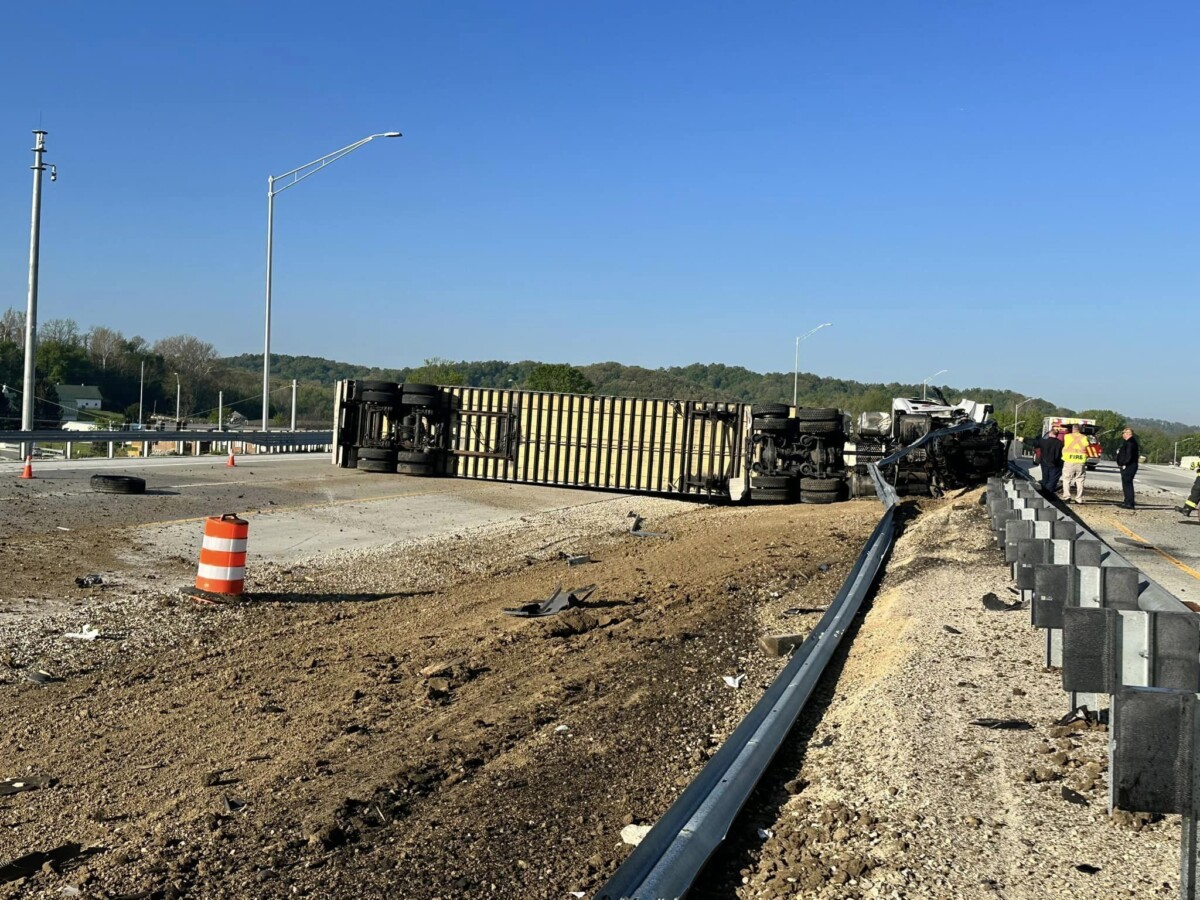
[332,381,850,504]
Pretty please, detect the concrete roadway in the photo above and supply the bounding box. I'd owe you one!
[1028,459,1200,604]
[0,453,666,568]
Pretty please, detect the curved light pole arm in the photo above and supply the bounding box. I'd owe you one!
[793,322,832,407]
[262,131,402,430]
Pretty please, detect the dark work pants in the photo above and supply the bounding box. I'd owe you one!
[1188,475,1200,509]
[1121,465,1137,507]
[1041,464,1062,493]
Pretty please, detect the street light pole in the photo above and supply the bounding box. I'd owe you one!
[175,373,181,427]
[793,323,832,407]
[921,369,948,402]
[1013,397,1033,439]
[21,130,51,459]
[262,131,403,432]
[138,360,145,427]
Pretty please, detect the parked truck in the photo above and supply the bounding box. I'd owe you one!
[333,381,1005,503]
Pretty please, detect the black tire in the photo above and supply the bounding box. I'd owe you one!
[357,447,397,462]
[752,417,790,434]
[402,383,437,395]
[796,420,843,436]
[801,490,841,504]
[396,462,434,476]
[749,488,791,503]
[90,474,146,495]
[750,474,793,490]
[357,458,393,473]
[396,450,433,464]
[751,403,789,418]
[359,380,398,394]
[801,477,844,492]
[794,407,841,423]
[403,397,439,411]
[361,390,398,404]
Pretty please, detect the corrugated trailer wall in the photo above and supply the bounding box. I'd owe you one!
[443,387,748,499]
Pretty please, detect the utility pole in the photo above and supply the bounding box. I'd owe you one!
[290,379,297,431]
[20,131,49,459]
[138,360,145,427]
[175,373,181,428]
[218,390,224,431]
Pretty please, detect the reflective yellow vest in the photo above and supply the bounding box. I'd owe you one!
[1062,433,1089,464]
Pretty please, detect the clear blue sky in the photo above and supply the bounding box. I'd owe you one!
[1,2,1195,421]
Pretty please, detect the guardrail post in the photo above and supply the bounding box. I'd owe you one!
[65,441,72,460]
[107,441,114,459]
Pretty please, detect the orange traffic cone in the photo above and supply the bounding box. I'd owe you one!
[19,456,33,479]
[226,444,237,467]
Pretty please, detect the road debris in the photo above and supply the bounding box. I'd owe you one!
[722,673,746,689]
[502,585,595,618]
[73,574,103,588]
[565,554,592,567]
[627,512,669,538]
[63,625,100,641]
[620,824,653,846]
[0,775,57,797]
[982,591,1023,612]
[968,717,1033,730]
[23,669,63,686]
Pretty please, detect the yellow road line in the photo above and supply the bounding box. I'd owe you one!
[1105,515,1200,582]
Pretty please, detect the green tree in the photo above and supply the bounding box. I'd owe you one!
[525,363,594,394]
[407,357,466,386]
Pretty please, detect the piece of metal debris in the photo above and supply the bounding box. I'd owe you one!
[782,606,827,616]
[722,674,746,689]
[943,625,963,635]
[566,554,592,567]
[74,574,103,588]
[23,669,63,686]
[64,625,100,642]
[502,585,596,618]
[982,592,1023,612]
[0,776,56,797]
[627,512,669,538]
[968,717,1033,730]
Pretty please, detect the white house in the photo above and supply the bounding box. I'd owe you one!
[56,385,104,423]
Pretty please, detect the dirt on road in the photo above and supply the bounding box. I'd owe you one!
[0,492,876,899]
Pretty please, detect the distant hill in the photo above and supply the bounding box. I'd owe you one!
[1127,417,1200,436]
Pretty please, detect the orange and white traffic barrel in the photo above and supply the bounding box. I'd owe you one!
[195,514,249,596]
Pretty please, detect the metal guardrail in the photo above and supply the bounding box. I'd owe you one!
[0,429,332,447]
[593,424,939,898]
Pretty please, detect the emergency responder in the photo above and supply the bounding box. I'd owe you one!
[1036,424,1065,494]
[1115,427,1139,509]
[1178,475,1200,517]
[1061,424,1090,503]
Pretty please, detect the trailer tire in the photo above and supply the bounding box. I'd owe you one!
[749,488,791,503]
[402,382,437,394]
[796,420,842,436]
[751,403,789,418]
[800,477,844,493]
[751,417,790,434]
[357,458,393,473]
[361,390,399,404]
[750,474,793,490]
[396,462,434,476]
[402,393,439,409]
[794,407,841,423]
[801,489,841,504]
[357,447,397,462]
[90,474,146,495]
[396,450,433,464]
[359,380,399,394]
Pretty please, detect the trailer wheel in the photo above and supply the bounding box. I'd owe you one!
[359,380,399,394]
[751,416,790,434]
[357,458,393,473]
[396,462,434,476]
[90,474,146,495]
[750,474,793,490]
[402,382,437,394]
[396,450,433,464]
[801,489,841,504]
[751,403,789,418]
[794,407,841,422]
[361,390,399,404]
[357,447,397,462]
[796,420,842,436]
[800,477,844,492]
[402,394,438,409]
[749,488,791,503]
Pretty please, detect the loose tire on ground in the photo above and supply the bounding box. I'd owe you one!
[90,474,146,495]
[751,403,789,418]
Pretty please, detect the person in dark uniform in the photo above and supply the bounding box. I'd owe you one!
[1115,427,1139,509]
[1179,474,1200,517]
[1036,424,1064,494]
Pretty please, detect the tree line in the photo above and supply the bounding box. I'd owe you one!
[2,308,1194,464]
